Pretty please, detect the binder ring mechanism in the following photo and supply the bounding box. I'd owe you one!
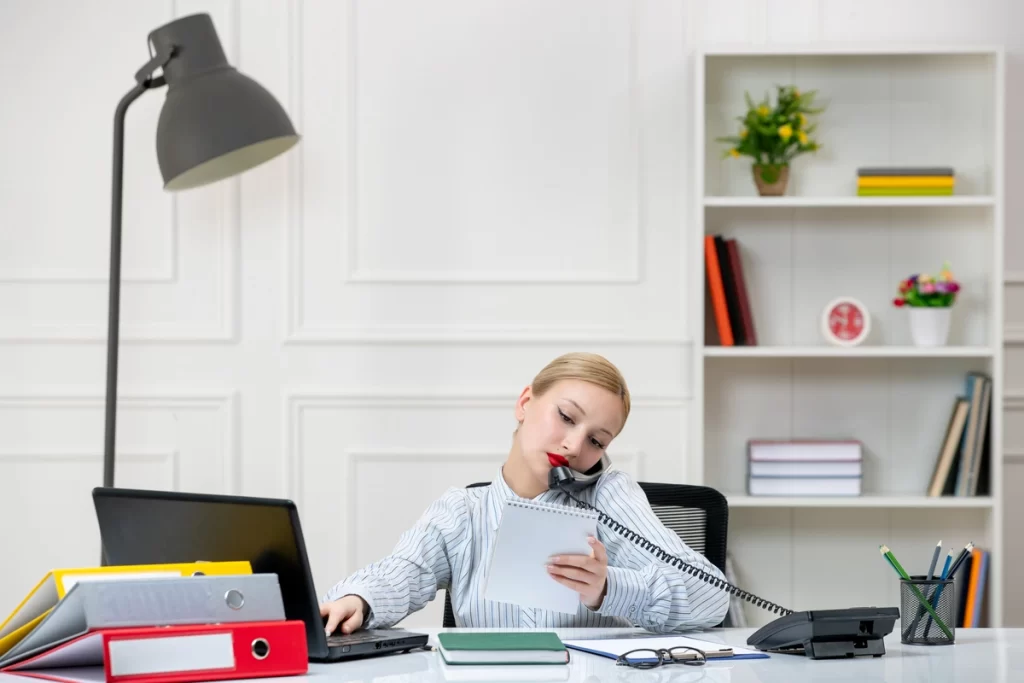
[251,638,270,660]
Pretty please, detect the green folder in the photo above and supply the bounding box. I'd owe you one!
[436,632,569,665]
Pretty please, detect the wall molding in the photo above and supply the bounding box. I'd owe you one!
[339,449,643,563]
[0,449,180,489]
[284,391,682,503]
[285,323,690,345]
[339,2,641,285]
[0,392,240,494]
[0,0,239,344]
[1003,391,1024,410]
[1005,273,1024,344]
[0,0,179,286]
[284,1,646,342]
[1003,271,1024,284]
[1005,449,1024,463]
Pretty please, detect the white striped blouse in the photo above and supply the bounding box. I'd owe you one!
[323,467,731,632]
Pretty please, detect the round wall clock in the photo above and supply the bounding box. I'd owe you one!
[822,297,870,346]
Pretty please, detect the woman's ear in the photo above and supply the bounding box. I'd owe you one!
[514,385,532,424]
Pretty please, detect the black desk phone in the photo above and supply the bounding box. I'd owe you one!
[549,461,900,660]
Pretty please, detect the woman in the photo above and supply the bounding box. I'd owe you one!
[320,352,730,635]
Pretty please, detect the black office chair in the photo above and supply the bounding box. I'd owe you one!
[440,481,729,628]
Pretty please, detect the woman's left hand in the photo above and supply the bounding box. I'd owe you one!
[547,536,608,610]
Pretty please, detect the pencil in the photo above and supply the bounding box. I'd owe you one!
[924,549,957,638]
[947,542,975,579]
[939,550,954,580]
[907,541,944,635]
[880,545,953,640]
[927,540,942,579]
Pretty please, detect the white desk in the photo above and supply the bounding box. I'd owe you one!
[294,627,1024,682]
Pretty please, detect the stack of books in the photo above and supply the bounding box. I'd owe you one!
[747,439,863,496]
[856,166,955,196]
[704,234,757,347]
[926,370,991,497]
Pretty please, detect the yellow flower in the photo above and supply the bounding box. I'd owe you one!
[741,128,748,139]
[798,113,807,128]
[729,148,740,157]
[918,274,932,284]
[758,105,770,117]
[778,124,793,141]
[798,131,808,145]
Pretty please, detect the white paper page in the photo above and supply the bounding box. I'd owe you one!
[9,633,103,670]
[484,500,598,614]
[9,666,107,683]
[563,635,764,659]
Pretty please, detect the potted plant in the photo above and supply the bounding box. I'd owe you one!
[892,263,960,346]
[716,85,824,196]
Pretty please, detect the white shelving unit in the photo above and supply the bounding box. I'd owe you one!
[692,45,1004,627]
[704,196,997,208]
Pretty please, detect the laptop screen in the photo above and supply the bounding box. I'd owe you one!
[92,488,324,657]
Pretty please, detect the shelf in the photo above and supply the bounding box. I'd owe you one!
[700,44,1003,57]
[703,346,995,359]
[726,495,994,509]
[703,196,996,208]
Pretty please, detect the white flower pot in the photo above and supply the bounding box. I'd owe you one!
[908,307,952,347]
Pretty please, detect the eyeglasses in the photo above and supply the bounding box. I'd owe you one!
[616,646,707,668]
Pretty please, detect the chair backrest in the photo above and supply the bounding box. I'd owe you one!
[440,480,729,628]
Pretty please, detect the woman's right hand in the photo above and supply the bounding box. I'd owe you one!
[320,594,369,636]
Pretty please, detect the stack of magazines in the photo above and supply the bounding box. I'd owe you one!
[856,166,954,196]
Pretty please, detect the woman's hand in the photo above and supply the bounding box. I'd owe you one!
[547,536,608,610]
[320,594,369,636]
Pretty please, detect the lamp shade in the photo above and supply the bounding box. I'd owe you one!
[148,14,300,191]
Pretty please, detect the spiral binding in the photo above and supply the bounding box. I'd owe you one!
[558,489,793,617]
[507,499,597,517]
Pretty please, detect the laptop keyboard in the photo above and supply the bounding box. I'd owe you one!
[327,632,389,646]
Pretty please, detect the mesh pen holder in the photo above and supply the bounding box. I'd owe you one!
[900,575,955,645]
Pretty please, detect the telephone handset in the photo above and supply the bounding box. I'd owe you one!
[547,453,612,491]
[547,461,899,659]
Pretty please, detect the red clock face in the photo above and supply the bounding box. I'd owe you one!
[828,302,865,340]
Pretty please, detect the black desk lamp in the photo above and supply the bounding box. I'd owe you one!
[103,13,299,488]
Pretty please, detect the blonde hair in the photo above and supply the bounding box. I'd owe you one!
[530,352,631,427]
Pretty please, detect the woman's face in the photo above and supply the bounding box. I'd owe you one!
[514,379,625,486]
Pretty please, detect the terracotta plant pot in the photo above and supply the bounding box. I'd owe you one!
[752,164,789,196]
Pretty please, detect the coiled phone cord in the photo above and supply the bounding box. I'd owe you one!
[558,487,794,617]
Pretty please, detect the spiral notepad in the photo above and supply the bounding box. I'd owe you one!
[483,499,599,614]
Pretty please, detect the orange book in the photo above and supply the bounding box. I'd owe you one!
[704,235,733,346]
[962,547,983,627]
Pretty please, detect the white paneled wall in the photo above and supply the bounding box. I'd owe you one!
[1,0,1021,628]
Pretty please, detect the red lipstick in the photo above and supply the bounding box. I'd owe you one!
[547,453,569,467]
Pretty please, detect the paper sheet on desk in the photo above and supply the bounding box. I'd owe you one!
[563,635,769,660]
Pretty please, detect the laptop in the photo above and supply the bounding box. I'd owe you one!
[91,487,429,662]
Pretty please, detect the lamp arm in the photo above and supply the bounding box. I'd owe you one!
[102,48,174,490]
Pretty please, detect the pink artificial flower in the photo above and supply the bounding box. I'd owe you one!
[919,282,936,294]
